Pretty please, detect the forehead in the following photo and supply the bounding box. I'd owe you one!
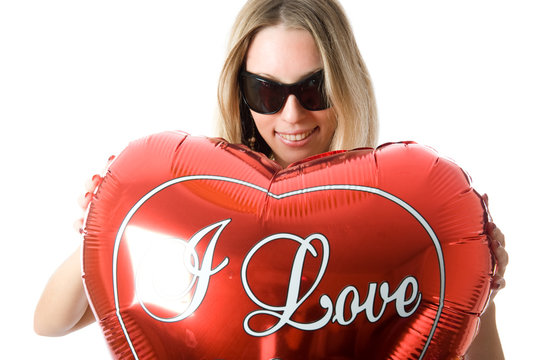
[245,24,323,83]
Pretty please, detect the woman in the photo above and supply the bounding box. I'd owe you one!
[35,0,507,358]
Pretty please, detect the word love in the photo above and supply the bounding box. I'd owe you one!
[147,219,422,336]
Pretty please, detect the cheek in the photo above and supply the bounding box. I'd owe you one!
[318,110,338,149]
[251,112,275,137]
[316,109,337,135]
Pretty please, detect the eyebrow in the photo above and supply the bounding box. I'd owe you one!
[248,69,323,84]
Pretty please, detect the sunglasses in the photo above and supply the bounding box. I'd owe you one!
[239,70,330,114]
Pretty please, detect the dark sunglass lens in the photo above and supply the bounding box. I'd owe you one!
[257,80,283,114]
[242,75,283,114]
[299,73,328,110]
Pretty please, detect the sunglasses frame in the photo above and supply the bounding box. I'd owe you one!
[239,69,330,115]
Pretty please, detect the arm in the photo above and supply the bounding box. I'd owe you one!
[465,302,504,360]
[34,245,95,336]
[465,222,508,359]
[34,161,112,336]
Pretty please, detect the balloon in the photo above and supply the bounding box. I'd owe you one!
[82,131,493,359]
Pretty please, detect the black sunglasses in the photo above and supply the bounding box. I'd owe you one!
[239,70,330,114]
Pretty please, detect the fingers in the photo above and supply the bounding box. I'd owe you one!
[104,155,116,172]
[488,222,507,254]
[75,155,116,235]
[489,274,506,304]
[492,241,509,276]
[481,193,493,222]
[491,275,506,291]
[488,227,507,302]
[77,155,116,211]
[77,191,94,210]
[73,218,84,234]
[490,223,506,248]
[482,195,508,302]
[78,175,102,208]
[482,193,489,205]
[487,223,508,290]
[85,174,102,193]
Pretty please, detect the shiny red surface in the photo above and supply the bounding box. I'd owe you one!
[82,131,493,359]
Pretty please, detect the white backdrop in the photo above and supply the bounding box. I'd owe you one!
[1,1,539,358]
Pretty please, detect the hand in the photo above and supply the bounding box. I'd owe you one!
[73,155,115,233]
[482,194,508,303]
[463,195,507,360]
[488,223,508,301]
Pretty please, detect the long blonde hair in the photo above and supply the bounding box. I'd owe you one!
[216,0,378,153]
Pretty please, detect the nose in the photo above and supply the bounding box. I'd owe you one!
[280,94,306,124]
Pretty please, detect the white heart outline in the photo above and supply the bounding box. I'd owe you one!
[111,175,445,360]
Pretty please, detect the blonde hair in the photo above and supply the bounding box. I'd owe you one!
[216,0,378,153]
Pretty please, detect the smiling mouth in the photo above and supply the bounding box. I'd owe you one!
[276,128,317,142]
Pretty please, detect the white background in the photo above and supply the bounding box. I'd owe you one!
[1,1,539,358]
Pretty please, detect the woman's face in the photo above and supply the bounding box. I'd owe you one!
[244,25,336,168]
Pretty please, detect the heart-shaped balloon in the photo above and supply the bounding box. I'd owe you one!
[82,131,493,360]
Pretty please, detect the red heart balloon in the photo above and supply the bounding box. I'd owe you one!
[82,131,493,359]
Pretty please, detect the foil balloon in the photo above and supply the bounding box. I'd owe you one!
[82,131,494,359]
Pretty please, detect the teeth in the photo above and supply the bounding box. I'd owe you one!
[278,129,315,141]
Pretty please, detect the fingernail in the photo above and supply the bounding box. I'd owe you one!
[492,277,506,290]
